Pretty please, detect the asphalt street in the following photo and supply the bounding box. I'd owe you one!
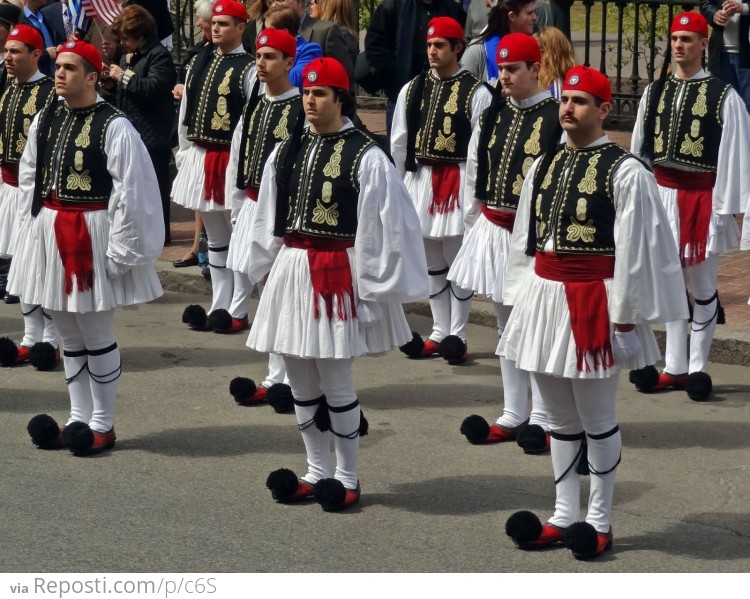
[1,287,749,573]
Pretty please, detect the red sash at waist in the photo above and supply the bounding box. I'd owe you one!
[417,159,461,215]
[44,193,107,296]
[654,165,714,267]
[1,162,19,188]
[481,204,515,231]
[246,185,259,202]
[653,166,715,190]
[283,232,356,321]
[535,251,615,373]
[534,251,615,282]
[195,141,230,206]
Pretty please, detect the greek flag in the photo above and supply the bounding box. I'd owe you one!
[67,0,89,33]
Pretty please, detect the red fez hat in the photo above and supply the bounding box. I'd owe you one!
[562,65,611,103]
[302,57,349,91]
[496,33,541,64]
[7,24,43,52]
[426,17,464,41]
[671,11,708,37]
[213,0,248,21]
[59,40,103,74]
[256,28,296,58]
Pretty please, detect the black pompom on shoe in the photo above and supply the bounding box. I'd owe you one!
[564,522,613,560]
[505,510,543,546]
[266,468,299,501]
[439,335,467,364]
[29,342,58,371]
[27,414,63,449]
[267,383,294,414]
[229,377,257,404]
[685,371,712,402]
[460,414,490,444]
[313,478,360,511]
[182,305,208,331]
[208,309,232,333]
[629,365,659,392]
[399,331,425,358]
[0,337,19,366]
[516,424,550,454]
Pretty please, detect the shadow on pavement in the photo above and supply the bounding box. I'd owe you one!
[0,388,69,413]
[624,421,750,450]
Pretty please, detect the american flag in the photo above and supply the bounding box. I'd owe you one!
[81,0,122,25]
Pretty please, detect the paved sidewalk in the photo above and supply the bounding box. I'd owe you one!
[161,108,750,363]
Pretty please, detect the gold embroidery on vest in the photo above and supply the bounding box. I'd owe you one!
[512,174,524,196]
[541,151,563,189]
[211,96,231,131]
[521,156,534,176]
[657,88,666,113]
[15,131,26,155]
[523,117,543,154]
[444,81,460,115]
[22,87,39,116]
[435,117,456,152]
[692,82,707,117]
[67,150,92,191]
[272,105,291,139]
[566,198,595,243]
[655,131,663,154]
[680,119,704,157]
[323,139,345,178]
[415,128,422,151]
[0,137,4,156]
[217,67,234,95]
[488,114,501,148]
[577,154,600,195]
[312,181,339,226]
[535,193,546,236]
[75,114,93,148]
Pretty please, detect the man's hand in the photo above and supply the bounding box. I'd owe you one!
[173,83,185,101]
[714,8,730,25]
[47,46,57,60]
[722,0,743,16]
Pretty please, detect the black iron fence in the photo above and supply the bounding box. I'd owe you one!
[577,0,701,127]
[168,0,705,128]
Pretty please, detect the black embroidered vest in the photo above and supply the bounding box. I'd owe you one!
[531,142,630,255]
[279,128,376,240]
[481,97,560,210]
[646,76,730,171]
[186,51,254,145]
[38,102,124,202]
[406,70,482,163]
[0,76,54,164]
[239,93,304,189]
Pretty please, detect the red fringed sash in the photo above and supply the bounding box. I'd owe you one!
[284,233,356,321]
[426,162,461,215]
[246,185,259,202]
[196,141,230,206]
[1,162,19,187]
[535,251,616,373]
[481,204,516,231]
[45,194,107,296]
[654,166,715,267]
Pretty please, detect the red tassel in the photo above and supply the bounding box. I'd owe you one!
[429,163,461,215]
[203,148,230,205]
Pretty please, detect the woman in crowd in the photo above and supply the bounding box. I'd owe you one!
[535,25,575,99]
[310,0,358,64]
[110,5,177,245]
[462,0,538,84]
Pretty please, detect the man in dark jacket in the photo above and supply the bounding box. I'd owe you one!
[700,0,750,113]
[362,0,465,134]
[110,5,177,243]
